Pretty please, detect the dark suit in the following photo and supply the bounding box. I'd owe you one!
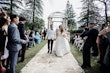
[102,32,110,73]
[0,29,7,53]
[80,28,99,67]
[7,23,23,73]
[18,22,26,62]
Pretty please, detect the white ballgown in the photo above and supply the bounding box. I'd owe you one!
[55,31,70,57]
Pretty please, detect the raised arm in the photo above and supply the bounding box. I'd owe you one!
[0,8,7,18]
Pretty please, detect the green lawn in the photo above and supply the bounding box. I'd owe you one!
[70,44,101,73]
[16,40,47,73]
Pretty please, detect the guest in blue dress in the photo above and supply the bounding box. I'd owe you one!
[35,31,42,44]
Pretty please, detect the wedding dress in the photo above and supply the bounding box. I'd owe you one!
[55,30,70,57]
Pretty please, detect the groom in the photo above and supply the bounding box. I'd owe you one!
[46,24,56,54]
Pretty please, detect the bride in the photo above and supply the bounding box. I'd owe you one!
[55,25,70,57]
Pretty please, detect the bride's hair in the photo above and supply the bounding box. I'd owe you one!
[59,25,64,34]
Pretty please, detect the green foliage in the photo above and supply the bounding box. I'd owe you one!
[23,0,43,30]
[108,17,110,23]
[25,0,43,22]
[27,0,43,16]
[98,0,110,24]
[79,0,102,26]
[68,19,76,31]
[0,0,24,15]
[25,18,45,30]
[65,1,75,19]
[0,0,44,30]
[65,0,76,30]
[32,18,45,30]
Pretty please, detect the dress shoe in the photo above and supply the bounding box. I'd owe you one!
[81,64,91,69]
[92,53,98,56]
[81,65,87,69]
[87,65,91,68]
[97,60,103,64]
[48,50,49,53]
[50,51,52,54]
[20,60,24,62]
[18,59,24,63]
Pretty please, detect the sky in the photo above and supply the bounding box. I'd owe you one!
[43,0,82,28]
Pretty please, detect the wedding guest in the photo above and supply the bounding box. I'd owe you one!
[0,8,10,73]
[101,24,110,73]
[35,31,42,44]
[80,23,99,68]
[96,25,108,64]
[0,17,10,73]
[29,31,35,47]
[6,14,27,73]
[18,17,27,62]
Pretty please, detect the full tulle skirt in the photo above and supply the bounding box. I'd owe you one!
[55,37,70,57]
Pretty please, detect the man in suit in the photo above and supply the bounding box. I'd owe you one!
[46,24,56,54]
[80,23,99,68]
[18,17,27,62]
[6,14,27,73]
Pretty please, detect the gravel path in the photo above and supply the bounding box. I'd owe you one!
[20,43,85,73]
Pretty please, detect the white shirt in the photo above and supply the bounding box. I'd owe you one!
[46,29,56,40]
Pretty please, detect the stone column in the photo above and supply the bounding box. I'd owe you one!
[62,18,65,28]
[50,17,53,25]
[48,17,50,29]
[48,17,53,29]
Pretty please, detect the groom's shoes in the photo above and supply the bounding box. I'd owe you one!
[48,50,52,54]
[81,64,91,69]
[50,51,52,54]
[48,50,49,53]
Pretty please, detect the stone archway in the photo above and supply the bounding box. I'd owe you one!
[48,11,68,29]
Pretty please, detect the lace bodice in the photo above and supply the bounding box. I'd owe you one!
[57,30,66,38]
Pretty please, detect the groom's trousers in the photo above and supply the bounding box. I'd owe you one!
[48,39,53,52]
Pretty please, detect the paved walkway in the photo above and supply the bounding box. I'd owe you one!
[20,43,85,73]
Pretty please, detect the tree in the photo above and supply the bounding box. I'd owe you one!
[98,0,110,24]
[79,0,102,26]
[108,16,110,23]
[34,18,45,30]
[26,0,43,30]
[65,0,76,30]
[65,1,75,20]
[27,18,44,31]
[0,0,24,15]
[0,0,44,30]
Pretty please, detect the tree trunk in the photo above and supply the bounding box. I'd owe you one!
[32,0,35,30]
[104,2,108,24]
[87,10,89,27]
[10,0,13,15]
[87,3,90,27]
